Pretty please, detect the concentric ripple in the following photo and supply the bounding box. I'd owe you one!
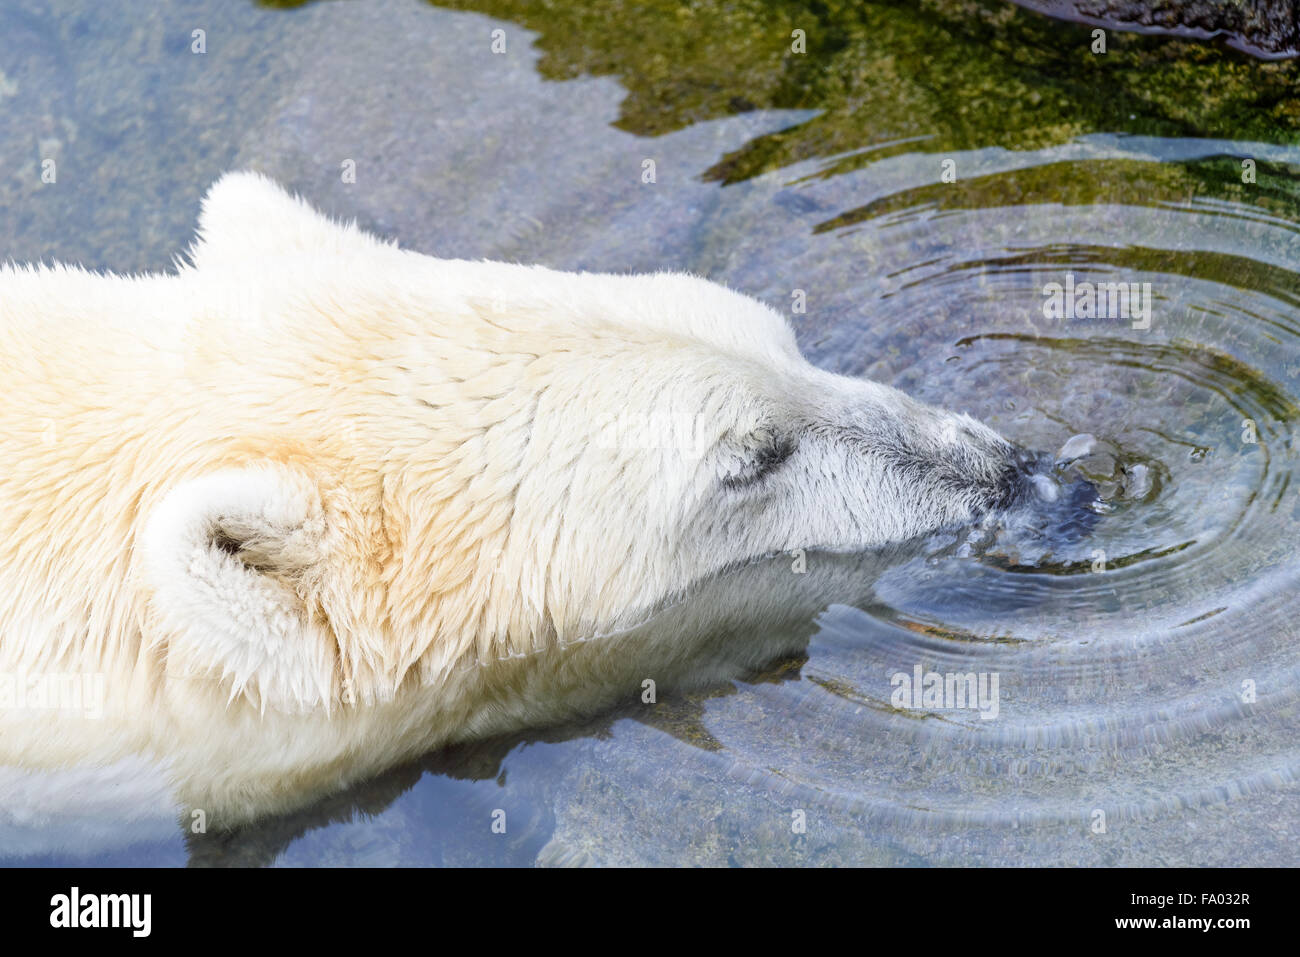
[673,146,1300,852]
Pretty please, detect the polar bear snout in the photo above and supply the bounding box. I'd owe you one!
[991,446,1047,510]
[991,446,1105,544]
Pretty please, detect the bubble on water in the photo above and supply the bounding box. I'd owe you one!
[1055,432,1096,465]
[1028,473,1060,502]
[1121,462,1152,501]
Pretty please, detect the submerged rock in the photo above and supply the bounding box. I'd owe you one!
[1012,0,1299,58]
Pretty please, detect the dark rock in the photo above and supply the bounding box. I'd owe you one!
[1012,0,1299,57]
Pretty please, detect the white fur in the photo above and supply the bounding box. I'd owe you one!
[0,172,1015,824]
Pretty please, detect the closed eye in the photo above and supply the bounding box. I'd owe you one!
[722,435,797,489]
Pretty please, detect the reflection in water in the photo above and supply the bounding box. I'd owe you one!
[184,547,906,866]
[1,0,1298,865]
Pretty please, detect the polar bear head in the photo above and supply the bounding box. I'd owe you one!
[140,173,1031,713]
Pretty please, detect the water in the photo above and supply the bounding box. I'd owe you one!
[2,0,1299,865]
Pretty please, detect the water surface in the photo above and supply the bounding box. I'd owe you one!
[2,0,1299,865]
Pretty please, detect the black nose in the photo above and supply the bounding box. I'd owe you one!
[993,447,1047,509]
[995,447,1104,543]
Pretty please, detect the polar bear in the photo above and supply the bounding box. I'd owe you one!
[0,172,1033,825]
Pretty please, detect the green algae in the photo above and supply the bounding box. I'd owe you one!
[415,0,1300,184]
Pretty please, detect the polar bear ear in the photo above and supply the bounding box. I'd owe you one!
[140,465,338,713]
[183,171,385,273]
